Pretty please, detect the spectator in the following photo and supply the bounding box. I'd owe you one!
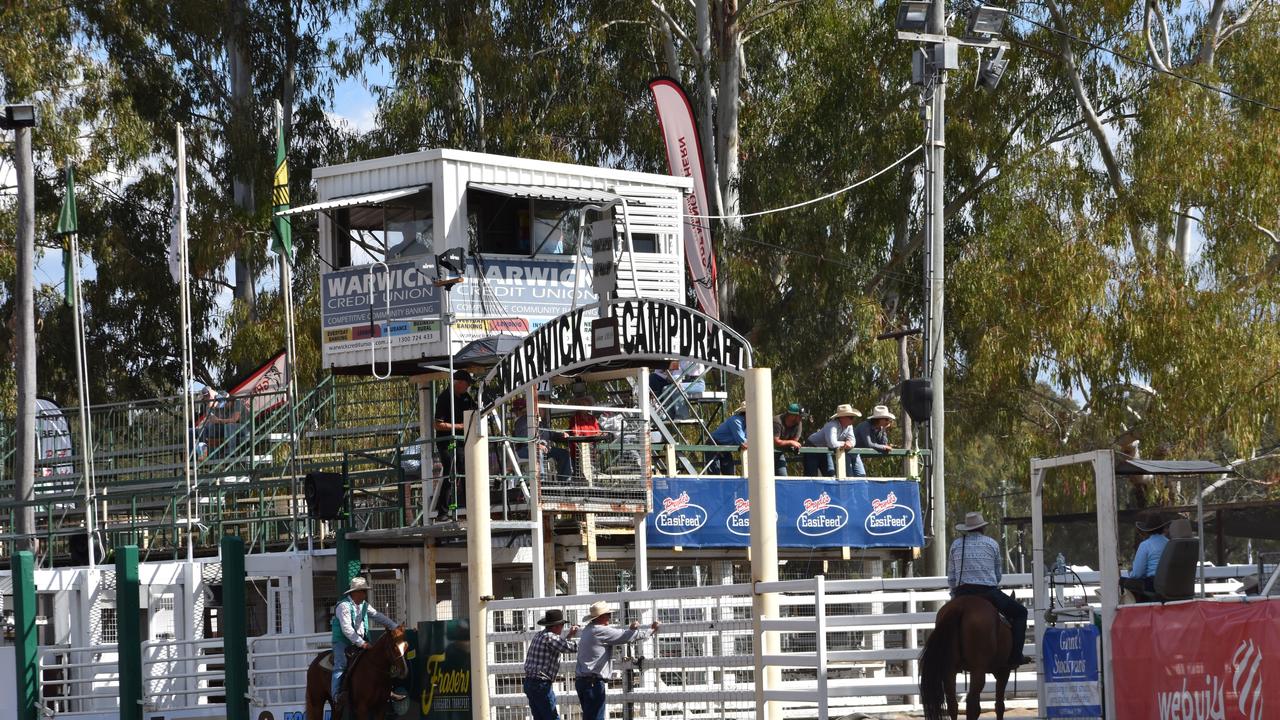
[851,405,896,476]
[433,369,477,519]
[772,403,805,476]
[523,609,579,720]
[1121,511,1171,601]
[804,404,861,477]
[513,394,572,484]
[708,402,748,475]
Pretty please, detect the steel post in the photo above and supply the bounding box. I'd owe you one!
[12,551,38,720]
[746,368,779,720]
[221,535,249,720]
[116,545,143,720]
[14,125,37,555]
[464,409,492,720]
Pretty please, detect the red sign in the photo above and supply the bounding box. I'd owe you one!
[1111,599,1276,720]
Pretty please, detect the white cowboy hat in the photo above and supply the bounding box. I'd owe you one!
[955,511,989,533]
[734,401,747,414]
[344,576,371,595]
[829,404,862,420]
[867,405,896,422]
[584,600,612,622]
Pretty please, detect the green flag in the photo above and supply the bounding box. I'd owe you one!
[57,165,78,307]
[271,102,293,263]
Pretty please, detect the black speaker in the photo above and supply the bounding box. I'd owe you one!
[901,378,933,424]
[69,534,90,566]
[304,472,346,520]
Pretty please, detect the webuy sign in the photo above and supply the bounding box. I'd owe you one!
[481,298,751,411]
[647,477,924,548]
[1111,600,1276,720]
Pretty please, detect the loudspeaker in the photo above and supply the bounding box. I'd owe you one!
[901,378,933,424]
[69,534,90,566]
[304,472,346,520]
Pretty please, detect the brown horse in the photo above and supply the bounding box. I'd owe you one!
[305,625,410,720]
[919,595,1013,720]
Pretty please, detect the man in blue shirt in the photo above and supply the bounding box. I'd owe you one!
[708,402,747,475]
[1121,512,1170,601]
[947,511,1030,668]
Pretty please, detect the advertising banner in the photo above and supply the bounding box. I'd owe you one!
[227,350,289,416]
[646,477,924,548]
[418,619,472,720]
[1111,599,1276,720]
[1043,625,1101,719]
[321,260,443,358]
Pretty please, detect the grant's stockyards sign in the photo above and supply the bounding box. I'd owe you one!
[482,298,751,410]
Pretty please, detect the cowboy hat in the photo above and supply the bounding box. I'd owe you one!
[584,600,612,622]
[734,401,747,414]
[867,405,896,422]
[1134,511,1171,534]
[536,609,567,626]
[955,511,989,533]
[829,404,862,420]
[344,576,371,595]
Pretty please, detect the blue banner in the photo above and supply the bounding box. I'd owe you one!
[1043,625,1101,719]
[647,477,924,548]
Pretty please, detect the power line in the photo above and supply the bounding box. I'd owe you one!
[683,145,923,221]
[1011,11,1280,114]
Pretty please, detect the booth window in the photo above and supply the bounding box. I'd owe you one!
[328,188,433,265]
[467,188,583,257]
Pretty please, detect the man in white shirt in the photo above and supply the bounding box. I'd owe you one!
[330,577,400,708]
[574,601,659,720]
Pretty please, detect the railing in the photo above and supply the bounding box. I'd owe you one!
[37,636,227,715]
[247,632,331,706]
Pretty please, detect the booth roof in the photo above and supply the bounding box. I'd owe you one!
[1114,458,1235,475]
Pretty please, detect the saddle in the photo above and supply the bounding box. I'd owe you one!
[339,643,407,704]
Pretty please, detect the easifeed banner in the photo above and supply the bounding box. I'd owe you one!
[1111,600,1275,720]
[647,477,924,548]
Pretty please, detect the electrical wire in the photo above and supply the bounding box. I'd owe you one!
[1011,10,1280,114]
[681,145,924,221]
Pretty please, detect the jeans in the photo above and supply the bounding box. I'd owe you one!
[802,451,865,477]
[707,452,736,475]
[574,676,607,720]
[953,584,1028,662]
[330,643,349,700]
[523,677,560,720]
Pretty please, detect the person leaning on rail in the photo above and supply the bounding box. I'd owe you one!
[575,601,659,720]
[523,609,580,720]
[772,402,805,476]
[804,404,861,477]
[947,512,1032,668]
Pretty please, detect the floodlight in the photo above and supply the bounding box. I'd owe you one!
[896,0,933,32]
[976,47,1009,91]
[0,104,36,129]
[433,248,466,287]
[966,4,1008,38]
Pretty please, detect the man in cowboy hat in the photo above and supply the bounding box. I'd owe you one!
[575,601,660,720]
[854,405,896,461]
[948,511,1031,668]
[433,369,477,519]
[1121,511,1172,601]
[330,576,402,709]
[772,402,806,476]
[708,401,748,475]
[523,609,580,719]
[804,404,861,477]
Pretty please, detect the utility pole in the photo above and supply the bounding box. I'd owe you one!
[7,104,38,556]
[923,0,949,578]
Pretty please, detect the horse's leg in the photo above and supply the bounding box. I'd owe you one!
[994,668,1010,720]
[945,670,960,720]
[966,670,986,720]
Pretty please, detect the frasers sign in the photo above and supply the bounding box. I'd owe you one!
[1112,602,1274,720]
[481,298,751,410]
[647,477,924,549]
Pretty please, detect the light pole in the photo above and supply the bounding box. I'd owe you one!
[895,3,1009,576]
[4,103,38,556]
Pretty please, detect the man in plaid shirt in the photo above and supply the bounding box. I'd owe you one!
[523,609,579,720]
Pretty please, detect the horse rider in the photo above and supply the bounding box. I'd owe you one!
[331,576,403,710]
[947,511,1031,668]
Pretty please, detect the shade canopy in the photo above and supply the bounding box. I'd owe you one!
[468,182,619,205]
[1114,458,1235,476]
[274,185,429,217]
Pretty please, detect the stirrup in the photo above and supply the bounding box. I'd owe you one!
[390,690,408,701]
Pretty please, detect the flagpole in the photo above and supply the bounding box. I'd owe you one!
[64,162,97,569]
[177,124,197,564]
[274,99,304,553]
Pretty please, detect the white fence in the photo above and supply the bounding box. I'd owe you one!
[246,631,331,706]
[38,638,226,716]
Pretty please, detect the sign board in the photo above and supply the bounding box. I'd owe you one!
[645,477,924,548]
[1042,625,1101,719]
[1111,600,1274,720]
[482,298,751,411]
[320,257,597,369]
[419,619,471,720]
[34,399,73,482]
[591,212,618,298]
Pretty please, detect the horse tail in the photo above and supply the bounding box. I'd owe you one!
[919,607,959,720]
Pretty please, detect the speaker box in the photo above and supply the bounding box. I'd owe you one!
[69,534,90,566]
[304,472,346,520]
[901,378,933,424]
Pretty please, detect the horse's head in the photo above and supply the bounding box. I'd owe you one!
[378,624,410,679]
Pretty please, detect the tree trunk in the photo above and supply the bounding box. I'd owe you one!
[228,0,256,315]
[716,0,742,233]
[695,0,722,216]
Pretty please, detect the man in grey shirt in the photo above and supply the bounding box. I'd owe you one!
[575,600,659,720]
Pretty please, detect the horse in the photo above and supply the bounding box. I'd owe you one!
[919,595,1013,720]
[305,625,410,720]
